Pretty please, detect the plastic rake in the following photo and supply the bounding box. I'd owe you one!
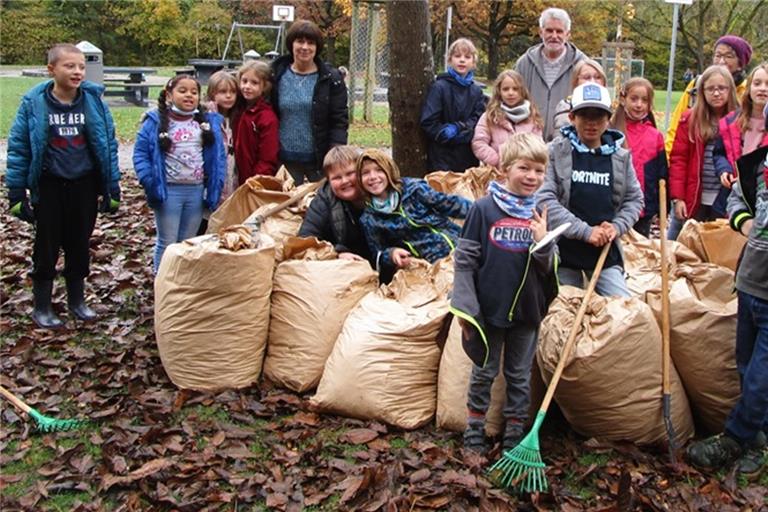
[489,243,611,494]
[0,385,87,433]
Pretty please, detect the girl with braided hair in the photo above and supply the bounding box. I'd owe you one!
[133,75,227,272]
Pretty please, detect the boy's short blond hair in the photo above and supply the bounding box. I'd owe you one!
[323,145,360,174]
[47,43,82,65]
[499,133,548,170]
[238,60,273,96]
[448,38,478,63]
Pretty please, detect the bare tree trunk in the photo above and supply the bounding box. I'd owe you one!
[387,0,434,177]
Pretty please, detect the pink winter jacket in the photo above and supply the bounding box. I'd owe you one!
[471,112,542,168]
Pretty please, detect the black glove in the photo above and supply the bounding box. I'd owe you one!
[8,188,34,223]
[99,183,121,214]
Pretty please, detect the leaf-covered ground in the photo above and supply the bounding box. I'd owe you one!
[1,174,766,511]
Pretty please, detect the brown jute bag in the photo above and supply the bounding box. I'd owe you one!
[207,176,290,234]
[677,218,746,271]
[425,166,501,201]
[538,287,694,445]
[311,261,448,429]
[155,231,276,391]
[264,238,378,393]
[646,263,739,433]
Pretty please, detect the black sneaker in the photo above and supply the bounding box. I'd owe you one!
[735,431,767,480]
[463,417,487,454]
[502,422,525,452]
[687,434,742,470]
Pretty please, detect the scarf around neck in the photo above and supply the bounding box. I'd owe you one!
[369,190,400,214]
[501,100,532,124]
[489,180,536,219]
[561,124,624,156]
[448,67,475,87]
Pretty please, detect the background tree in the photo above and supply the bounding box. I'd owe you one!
[386,0,434,177]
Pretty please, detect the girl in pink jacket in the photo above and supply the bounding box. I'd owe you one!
[471,70,543,168]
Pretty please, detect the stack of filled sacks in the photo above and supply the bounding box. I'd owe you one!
[425,166,501,201]
[264,237,378,393]
[436,316,546,436]
[646,263,740,433]
[206,175,315,261]
[155,226,276,391]
[311,260,450,429]
[677,218,746,271]
[620,229,701,297]
[537,287,695,445]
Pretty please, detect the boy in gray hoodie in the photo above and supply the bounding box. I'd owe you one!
[537,83,643,297]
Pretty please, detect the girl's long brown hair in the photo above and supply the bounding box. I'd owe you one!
[688,65,738,143]
[735,62,768,133]
[485,69,543,129]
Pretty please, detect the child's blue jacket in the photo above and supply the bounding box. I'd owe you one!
[132,109,226,210]
[6,80,120,202]
[360,177,472,268]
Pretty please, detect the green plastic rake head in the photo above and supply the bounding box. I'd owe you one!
[27,408,88,433]
[488,411,548,493]
[1,385,88,433]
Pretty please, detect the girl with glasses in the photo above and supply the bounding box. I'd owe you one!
[667,65,738,239]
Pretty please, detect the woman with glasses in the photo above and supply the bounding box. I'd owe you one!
[667,65,739,239]
[666,35,752,156]
[551,58,608,133]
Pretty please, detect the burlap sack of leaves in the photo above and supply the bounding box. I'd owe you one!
[676,218,746,271]
[207,176,290,234]
[264,237,378,393]
[646,263,739,433]
[311,261,449,429]
[155,233,276,391]
[538,287,694,445]
[425,166,501,201]
[620,229,701,298]
[435,317,546,436]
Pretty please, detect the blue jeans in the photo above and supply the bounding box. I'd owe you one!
[666,204,719,240]
[725,290,768,444]
[152,183,204,272]
[557,265,630,298]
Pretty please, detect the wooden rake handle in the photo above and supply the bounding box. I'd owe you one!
[0,385,33,415]
[247,179,326,225]
[539,242,612,413]
[659,179,671,394]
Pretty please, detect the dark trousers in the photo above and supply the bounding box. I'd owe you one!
[31,173,98,281]
[283,160,323,184]
[467,323,538,422]
[633,216,653,238]
[725,290,768,444]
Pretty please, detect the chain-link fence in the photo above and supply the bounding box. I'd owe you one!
[349,1,389,123]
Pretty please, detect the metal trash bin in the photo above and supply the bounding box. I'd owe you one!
[76,41,103,85]
[244,50,261,61]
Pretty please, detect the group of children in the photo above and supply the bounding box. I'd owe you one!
[6,39,767,479]
[133,61,280,272]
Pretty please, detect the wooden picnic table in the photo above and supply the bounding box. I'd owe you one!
[187,59,241,85]
[103,67,158,106]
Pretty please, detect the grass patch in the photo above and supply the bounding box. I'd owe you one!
[390,437,408,450]
[40,491,91,512]
[1,440,56,498]
[576,451,612,467]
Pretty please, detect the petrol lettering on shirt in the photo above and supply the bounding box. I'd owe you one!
[489,217,533,252]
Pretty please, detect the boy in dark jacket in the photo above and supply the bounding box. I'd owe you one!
[6,43,121,329]
[451,133,558,455]
[298,145,371,263]
[420,38,487,172]
[537,83,643,297]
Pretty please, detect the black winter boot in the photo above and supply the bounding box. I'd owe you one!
[66,278,97,321]
[32,280,63,329]
[463,414,488,455]
[502,421,525,452]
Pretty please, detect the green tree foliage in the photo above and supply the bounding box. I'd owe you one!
[1,1,73,65]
